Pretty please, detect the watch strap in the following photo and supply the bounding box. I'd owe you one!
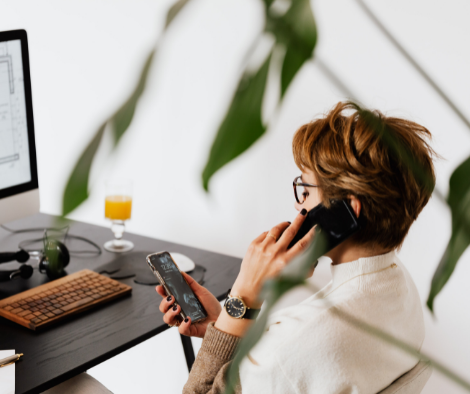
[244,307,261,320]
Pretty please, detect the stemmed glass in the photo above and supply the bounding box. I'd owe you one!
[104,180,134,253]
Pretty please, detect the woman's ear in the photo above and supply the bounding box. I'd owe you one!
[348,195,361,218]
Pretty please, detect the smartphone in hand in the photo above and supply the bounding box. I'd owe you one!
[147,252,207,324]
[288,200,362,251]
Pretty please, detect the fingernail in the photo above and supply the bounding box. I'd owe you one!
[167,296,172,301]
[287,221,291,224]
[184,317,189,323]
[300,208,307,216]
[172,305,177,311]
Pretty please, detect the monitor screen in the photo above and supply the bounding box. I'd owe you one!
[0,30,38,200]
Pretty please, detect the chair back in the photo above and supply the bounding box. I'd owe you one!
[377,361,432,394]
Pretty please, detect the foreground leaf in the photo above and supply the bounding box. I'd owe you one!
[62,49,154,217]
[111,49,156,144]
[274,0,317,97]
[165,0,191,28]
[202,53,272,191]
[62,0,190,215]
[447,156,470,227]
[62,123,106,216]
[427,156,470,312]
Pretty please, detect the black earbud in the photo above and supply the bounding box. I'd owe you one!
[0,264,34,282]
[0,249,30,264]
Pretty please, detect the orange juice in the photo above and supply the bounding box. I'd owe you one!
[105,195,132,220]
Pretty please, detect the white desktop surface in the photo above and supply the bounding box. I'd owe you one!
[0,350,15,394]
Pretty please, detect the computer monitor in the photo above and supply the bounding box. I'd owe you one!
[0,30,39,225]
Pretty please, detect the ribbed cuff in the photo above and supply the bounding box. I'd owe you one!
[200,322,241,361]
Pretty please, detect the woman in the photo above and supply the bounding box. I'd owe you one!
[157,102,436,393]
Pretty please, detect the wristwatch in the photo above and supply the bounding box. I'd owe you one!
[223,289,261,320]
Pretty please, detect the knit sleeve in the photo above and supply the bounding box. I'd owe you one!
[183,322,242,394]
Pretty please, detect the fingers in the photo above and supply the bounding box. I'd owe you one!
[163,302,182,325]
[178,316,193,336]
[277,209,308,249]
[155,284,166,297]
[263,222,291,243]
[285,224,317,260]
[158,290,176,314]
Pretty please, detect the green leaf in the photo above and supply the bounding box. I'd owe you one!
[202,0,317,192]
[62,123,106,216]
[61,0,191,216]
[62,50,155,216]
[111,49,156,144]
[427,157,470,312]
[447,155,470,227]
[267,0,317,97]
[282,0,317,48]
[280,46,307,97]
[165,0,191,28]
[261,0,276,8]
[202,52,272,191]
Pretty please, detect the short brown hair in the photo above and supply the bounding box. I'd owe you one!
[292,101,437,250]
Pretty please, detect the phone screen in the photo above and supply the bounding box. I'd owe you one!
[148,252,207,322]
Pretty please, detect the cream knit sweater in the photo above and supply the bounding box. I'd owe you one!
[239,250,425,393]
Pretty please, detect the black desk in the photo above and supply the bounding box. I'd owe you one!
[0,214,241,394]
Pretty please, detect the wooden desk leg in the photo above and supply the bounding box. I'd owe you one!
[180,334,195,372]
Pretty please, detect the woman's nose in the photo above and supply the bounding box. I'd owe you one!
[294,202,302,212]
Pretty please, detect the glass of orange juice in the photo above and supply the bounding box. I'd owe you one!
[104,180,134,252]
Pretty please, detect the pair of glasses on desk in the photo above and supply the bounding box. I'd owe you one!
[0,269,131,330]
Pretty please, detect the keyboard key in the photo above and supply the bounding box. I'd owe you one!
[18,310,30,317]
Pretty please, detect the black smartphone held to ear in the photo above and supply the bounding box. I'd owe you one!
[288,200,362,252]
[147,252,208,324]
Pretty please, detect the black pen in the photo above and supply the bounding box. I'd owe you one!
[0,353,23,367]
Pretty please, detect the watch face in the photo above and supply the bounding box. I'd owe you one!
[225,297,246,318]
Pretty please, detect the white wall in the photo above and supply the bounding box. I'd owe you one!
[1,0,470,393]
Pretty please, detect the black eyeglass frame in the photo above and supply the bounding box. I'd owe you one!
[293,175,319,204]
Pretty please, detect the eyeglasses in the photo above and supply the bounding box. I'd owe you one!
[293,175,319,204]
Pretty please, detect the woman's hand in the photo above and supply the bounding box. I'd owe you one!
[155,271,222,338]
[231,209,316,309]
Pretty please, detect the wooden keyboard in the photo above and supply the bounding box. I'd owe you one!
[0,269,132,330]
